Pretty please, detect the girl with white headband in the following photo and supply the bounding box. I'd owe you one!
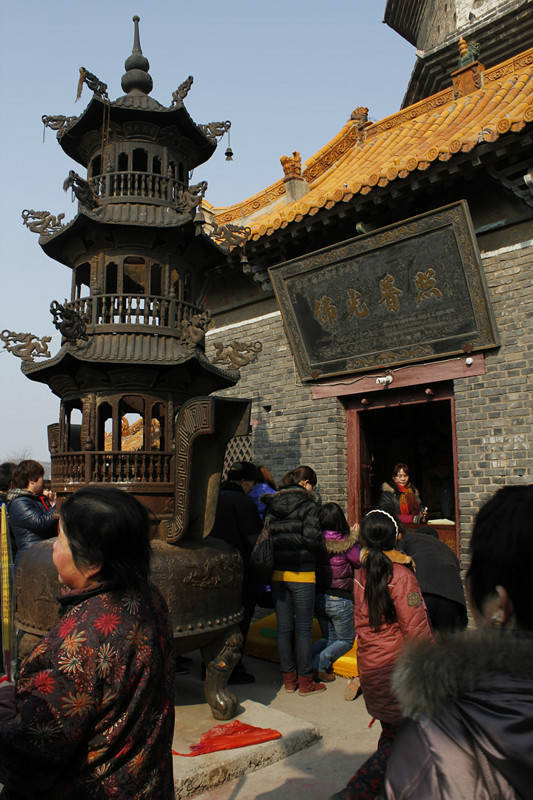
[331,508,432,800]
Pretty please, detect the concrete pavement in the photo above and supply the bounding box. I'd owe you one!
[173,653,378,799]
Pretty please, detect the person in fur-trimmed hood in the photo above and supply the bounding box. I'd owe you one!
[385,484,533,800]
[380,463,427,524]
[330,508,432,800]
[312,502,360,682]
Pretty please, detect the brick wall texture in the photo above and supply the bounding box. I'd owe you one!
[454,240,533,566]
[206,313,347,507]
[207,240,532,563]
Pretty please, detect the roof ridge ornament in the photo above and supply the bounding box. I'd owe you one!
[452,37,484,98]
[0,330,52,362]
[42,115,78,141]
[76,68,109,101]
[198,120,231,142]
[121,15,153,96]
[63,170,99,211]
[22,209,65,236]
[457,36,481,68]
[280,151,302,180]
[171,76,194,106]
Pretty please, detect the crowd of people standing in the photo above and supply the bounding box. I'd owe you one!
[212,460,531,799]
[1,456,531,798]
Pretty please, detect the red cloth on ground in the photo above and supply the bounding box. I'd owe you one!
[173,720,282,756]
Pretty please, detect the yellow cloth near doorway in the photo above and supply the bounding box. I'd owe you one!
[245,612,358,678]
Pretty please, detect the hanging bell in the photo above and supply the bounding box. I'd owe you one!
[240,249,251,274]
[225,146,233,161]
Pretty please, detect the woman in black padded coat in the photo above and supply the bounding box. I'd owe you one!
[263,465,325,696]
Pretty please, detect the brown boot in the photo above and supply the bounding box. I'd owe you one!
[314,669,336,682]
[282,670,298,692]
[298,674,326,695]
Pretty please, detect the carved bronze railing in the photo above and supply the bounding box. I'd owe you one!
[67,294,202,333]
[52,451,173,484]
[89,171,185,204]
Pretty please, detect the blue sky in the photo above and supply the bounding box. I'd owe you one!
[0,0,415,461]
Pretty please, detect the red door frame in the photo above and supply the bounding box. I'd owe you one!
[344,382,460,556]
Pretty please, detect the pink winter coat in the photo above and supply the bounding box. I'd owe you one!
[354,559,433,726]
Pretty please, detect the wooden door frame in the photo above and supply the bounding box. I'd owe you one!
[344,382,460,556]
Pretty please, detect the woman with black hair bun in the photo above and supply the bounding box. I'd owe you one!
[331,508,432,800]
[0,486,175,799]
[385,484,533,799]
[263,465,325,696]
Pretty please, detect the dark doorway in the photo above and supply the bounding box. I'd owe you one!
[358,400,455,520]
[346,381,458,538]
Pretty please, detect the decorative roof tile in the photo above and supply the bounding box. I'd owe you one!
[211,49,533,241]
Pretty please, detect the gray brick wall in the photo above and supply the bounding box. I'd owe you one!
[206,313,347,506]
[454,240,533,567]
[207,239,533,563]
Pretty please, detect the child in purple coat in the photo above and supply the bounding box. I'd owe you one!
[312,502,360,681]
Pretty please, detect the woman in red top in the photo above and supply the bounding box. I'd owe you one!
[331,508,432,800]
[380,463,427,524]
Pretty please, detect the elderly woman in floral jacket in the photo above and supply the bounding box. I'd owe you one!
[0,487,175,799]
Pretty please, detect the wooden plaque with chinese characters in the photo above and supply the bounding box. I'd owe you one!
[268,201,499,381]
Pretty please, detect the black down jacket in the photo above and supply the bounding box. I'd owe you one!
[263,485,323,573]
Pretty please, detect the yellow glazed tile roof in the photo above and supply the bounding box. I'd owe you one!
[210,49,533,241]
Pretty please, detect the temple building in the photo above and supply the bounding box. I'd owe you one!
[200,2,533,561]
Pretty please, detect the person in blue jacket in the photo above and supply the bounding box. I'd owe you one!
[248,465,277,519]
[7,460,57,564]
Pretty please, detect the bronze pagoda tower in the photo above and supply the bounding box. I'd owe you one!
[15,18,252,720]
[23,16,245,527]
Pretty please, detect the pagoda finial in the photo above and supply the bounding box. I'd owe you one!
[121,15,153,95]
[132,15,142,54]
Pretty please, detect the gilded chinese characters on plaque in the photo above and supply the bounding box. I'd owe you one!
[268,201,499,381]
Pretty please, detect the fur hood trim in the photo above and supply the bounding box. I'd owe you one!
[393,629,533,720]
[360,547,414,570]
[267,486,317,503]
[323,530,359,554]
[381,481,396,494]
[7,488,35,502]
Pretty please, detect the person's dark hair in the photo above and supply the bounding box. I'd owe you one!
[361,510,398,630]
[392,462,410,480]
[467,484,533,630]
[13,460,44,489]
[258,466,277,490]
[227,461,258,483]
[280,465,317,488]
[0,462,15,492]
[319,502,350,536]
[59,486,151,589]
[377,492,405,535]
[416,525,439,540]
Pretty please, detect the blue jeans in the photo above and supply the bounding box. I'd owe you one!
[312,593,354,672]
[272,580,315,676]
